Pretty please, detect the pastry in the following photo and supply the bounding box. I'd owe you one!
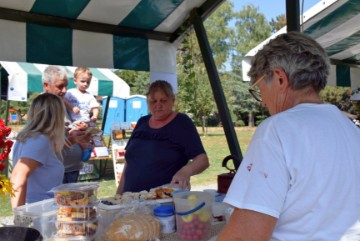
[155,187,174,199]
[55,190,96,206]
[100,187,174,205]
[57,220,98,237]
[57,206,97,221]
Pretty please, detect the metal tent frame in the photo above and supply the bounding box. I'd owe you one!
[0,0,303,170]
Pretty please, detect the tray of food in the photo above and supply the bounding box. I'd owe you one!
[99,186,176,210]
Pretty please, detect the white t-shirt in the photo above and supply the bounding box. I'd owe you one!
[65,88,99,122]
[225,103,360,241]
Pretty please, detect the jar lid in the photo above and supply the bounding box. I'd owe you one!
[153,205,174,217]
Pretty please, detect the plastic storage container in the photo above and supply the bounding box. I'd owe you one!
[173,191,214,241]
[51,182,99,206]
[56,219,98,237]
[51,234,96,241]
[13,198,58,239]
[153,204,176,233]
[57,204,97,221]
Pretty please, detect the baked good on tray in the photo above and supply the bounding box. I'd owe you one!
[57,206,97,221]
[52,183,99,206]
[56,220,98,237]
[100,186,175,206]
[104,213,160,241]
[55,190,96,206]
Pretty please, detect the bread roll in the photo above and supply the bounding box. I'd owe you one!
[104,213,160,241]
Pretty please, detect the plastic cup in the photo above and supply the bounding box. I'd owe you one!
[173,191,214,241]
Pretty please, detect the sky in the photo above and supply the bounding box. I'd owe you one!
[234,0,321,21]
[224,0,322,71]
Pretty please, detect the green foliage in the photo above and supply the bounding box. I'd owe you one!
[206,114,220,127]
[269,14,286,32]
[230,4,272,76]
[0,93,39,121]
[320,86,354,113]
[219,72,262,126]
[202,1,235,70]
[175,1,236,126]
[114,70,150,95]
[255,115,268,126]
[234,119,245,127]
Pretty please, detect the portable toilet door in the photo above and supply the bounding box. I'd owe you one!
[125,95,148,126]
[102,97,125,135]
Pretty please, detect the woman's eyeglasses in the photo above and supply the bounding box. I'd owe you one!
[248,75,265,102]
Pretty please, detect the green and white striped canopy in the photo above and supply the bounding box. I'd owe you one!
[0,61,130,101]
[243,0,360,88]
[0,0,224,88]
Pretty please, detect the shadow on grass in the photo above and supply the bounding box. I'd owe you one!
[200,133,225,137]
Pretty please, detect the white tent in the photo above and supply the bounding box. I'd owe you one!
[1,61,130,101]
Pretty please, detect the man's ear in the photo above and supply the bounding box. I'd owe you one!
[273,68,288,92]
[43,82,48,91]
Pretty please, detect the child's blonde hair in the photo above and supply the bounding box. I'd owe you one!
[74,67,93,79]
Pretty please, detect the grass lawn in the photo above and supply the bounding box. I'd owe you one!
[0,126,255,217]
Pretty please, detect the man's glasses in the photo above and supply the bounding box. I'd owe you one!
[248,75,265,102]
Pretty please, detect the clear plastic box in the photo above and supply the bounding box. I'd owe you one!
[51,182,99,206]
[57,204,97,222]
[50,235,96,241]
[56,219,98,237]
[13,198,58,239]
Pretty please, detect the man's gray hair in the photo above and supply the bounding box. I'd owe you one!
[42,65,68,84]
[248,31,330,93]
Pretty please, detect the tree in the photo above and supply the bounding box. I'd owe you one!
[0,92,39,122]
[176,1,234,128]
[114,70,149,95]
[230,4,272,77]
[270,14,286,32]
[176,34,216,128]
[320,86,355,113]
[229,4,272,126]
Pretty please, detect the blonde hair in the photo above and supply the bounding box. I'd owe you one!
[16,93,66,154]
[74,67,93,79]
[146,80,175,100]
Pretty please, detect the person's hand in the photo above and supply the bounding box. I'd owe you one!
[90,116,97,122]
[171,167,192,190]
[72,106,80,114]
[73,121,88,131]
[68,130,92,144]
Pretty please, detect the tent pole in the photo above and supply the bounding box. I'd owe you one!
[4,100,10,126]
[101,96,111,133]
[190,8,243,170]
[286,0,300,32]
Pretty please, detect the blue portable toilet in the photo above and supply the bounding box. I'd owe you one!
[102,97,125,135]
[125,95,148,125]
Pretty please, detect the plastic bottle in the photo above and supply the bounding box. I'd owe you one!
[153,204,176,233]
